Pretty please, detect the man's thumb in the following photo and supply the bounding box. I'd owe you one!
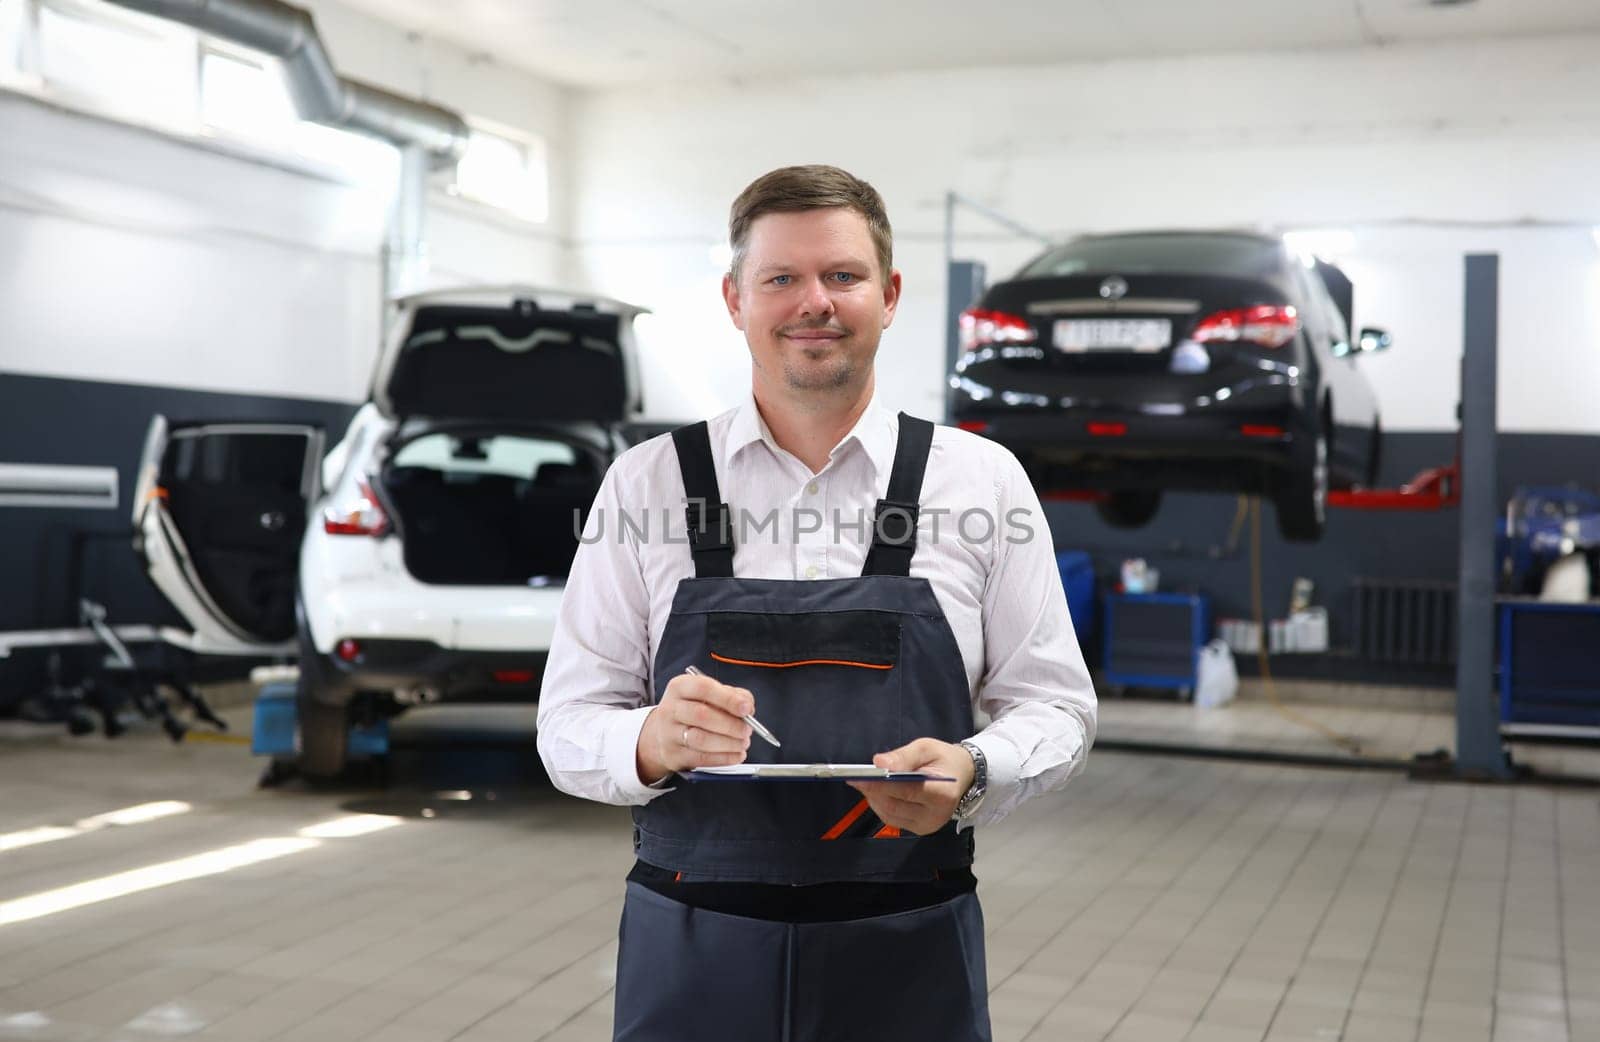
[875,739,933,771]
[874,746,908,771]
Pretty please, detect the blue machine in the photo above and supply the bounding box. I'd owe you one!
[1498,600,1600,729]
[252,681,389,760]
[1497,485,1600,596]
[1055,551,1097,650]
[1102,591,1211,693]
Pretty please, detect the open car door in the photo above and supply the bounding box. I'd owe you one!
[133,416,323,655]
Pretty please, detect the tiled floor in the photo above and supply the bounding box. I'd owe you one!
[0,690,1596,1042]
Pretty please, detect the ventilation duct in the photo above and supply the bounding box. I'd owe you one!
[104,0,469,166]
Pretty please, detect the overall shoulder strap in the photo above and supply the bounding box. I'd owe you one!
[670,422,734,578]
[861,413,935,578]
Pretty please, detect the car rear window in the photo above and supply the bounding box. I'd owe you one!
[1018,234,1285,280]
[392,433,580,482]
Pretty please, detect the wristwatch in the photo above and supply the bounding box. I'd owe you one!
[954,740,988,821]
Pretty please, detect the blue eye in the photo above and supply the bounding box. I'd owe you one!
[771,274,792,286]
[832,272,855,284]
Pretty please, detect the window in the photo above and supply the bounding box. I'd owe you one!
[0,0,30,84]
[35,0,196,129]
[200,47,296,144]
[1019,233,1285,280]
[450,123,549,223]
[199,43,398,183]
[391,434,578,482]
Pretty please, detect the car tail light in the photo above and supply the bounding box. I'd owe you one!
[493,670,536,684]
[955,420,990,434]
[1191,305,1299,349]
[1087,421,1128,437]
[1241,424,1287,438]
[323,479,390,536]
[335,638,362,663]
[959,308,1036,352]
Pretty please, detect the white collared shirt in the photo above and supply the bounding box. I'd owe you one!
[535,394,1097,829]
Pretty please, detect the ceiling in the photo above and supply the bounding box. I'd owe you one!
[330,0,1600,89]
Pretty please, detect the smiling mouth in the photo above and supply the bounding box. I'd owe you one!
[782,330,847,342]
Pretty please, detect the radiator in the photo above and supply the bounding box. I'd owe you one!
[1351,578,1457,666]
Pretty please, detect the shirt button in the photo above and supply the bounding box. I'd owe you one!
[804,565,819,579]
[806,481,819,495]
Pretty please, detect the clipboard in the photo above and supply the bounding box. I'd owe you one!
[684,764,957,782]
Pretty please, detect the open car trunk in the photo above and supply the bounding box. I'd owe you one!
[379,426,606,586]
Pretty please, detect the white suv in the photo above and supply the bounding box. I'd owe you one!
[133,286,645,776]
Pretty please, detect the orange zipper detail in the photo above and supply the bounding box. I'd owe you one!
[872,824,901,839]
[709,652,892,671]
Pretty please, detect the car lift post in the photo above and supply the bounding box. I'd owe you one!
[942,191,1053,420]
[1455,254,1513,779]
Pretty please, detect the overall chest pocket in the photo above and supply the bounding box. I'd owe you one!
[703,610,903,762]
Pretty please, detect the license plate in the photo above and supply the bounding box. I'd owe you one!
[1054,318,1172,353]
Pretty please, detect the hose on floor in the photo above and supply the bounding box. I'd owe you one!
[1248,497,1363,755]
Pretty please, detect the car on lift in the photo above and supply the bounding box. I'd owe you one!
[133,286,645,777]
[948,230,1388,541]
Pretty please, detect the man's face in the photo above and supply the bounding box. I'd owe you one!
[723,207,901,398]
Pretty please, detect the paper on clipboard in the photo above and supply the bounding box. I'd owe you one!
[685,764,957,782]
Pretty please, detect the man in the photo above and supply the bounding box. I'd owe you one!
[536,165,1096,1042]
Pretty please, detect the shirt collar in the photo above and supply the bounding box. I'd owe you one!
[725,392,898,479]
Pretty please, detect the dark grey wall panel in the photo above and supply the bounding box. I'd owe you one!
[2,370,1596,688]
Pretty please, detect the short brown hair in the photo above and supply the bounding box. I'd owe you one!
[728,165,893,282]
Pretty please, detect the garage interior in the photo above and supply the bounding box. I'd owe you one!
[2,1,1599,1040]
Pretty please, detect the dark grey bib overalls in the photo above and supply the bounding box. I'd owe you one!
[613,414,993,1042]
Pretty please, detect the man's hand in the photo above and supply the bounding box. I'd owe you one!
[846,738,977,836]
[636,672,754,785]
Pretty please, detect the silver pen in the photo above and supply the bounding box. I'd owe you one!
[684,665,782,747]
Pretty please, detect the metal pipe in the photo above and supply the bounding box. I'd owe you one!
[384,144,429,297]
[105,0,468,166]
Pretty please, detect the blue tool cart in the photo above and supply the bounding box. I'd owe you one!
[1102,591,1211,695]
[1497,599,1600,731]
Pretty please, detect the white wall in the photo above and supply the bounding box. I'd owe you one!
[0,0,575,406]
[570,34,1600,433]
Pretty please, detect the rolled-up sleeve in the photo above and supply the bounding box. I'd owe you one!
[963,451,1098,828]
[535,458,671,806]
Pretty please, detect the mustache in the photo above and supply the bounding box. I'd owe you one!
[777,322,852,337]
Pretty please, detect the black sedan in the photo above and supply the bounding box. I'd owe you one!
[948,230,1388,541]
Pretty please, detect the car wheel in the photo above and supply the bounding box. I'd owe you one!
[1095,490,1163,529]
[1275,425,1328,542]
[296,671,349,780]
